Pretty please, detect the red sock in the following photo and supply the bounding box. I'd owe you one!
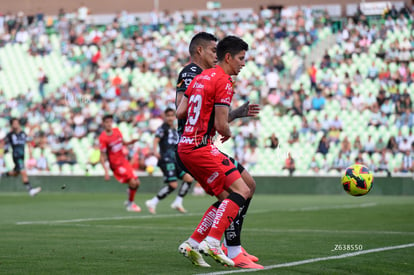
[190,203,219,243]
[128,187,137,202]
[208,199,241,241]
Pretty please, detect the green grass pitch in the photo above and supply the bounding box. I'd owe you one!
[0,192,413,274]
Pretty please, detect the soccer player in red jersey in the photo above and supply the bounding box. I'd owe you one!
[99,114,141,212]
[176,36,263,269]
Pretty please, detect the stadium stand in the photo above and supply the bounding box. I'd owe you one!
[0,4,413,176]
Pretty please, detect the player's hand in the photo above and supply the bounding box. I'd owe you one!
[104,172,110,181]
[155,152,161,159]
[220,135,231,143]
[230,101,260,120]
[246,102,260,117]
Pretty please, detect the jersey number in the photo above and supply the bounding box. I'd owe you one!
[188,94,202,126]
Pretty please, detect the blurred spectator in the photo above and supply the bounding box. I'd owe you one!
[367,61,379,80]
[327,126,340,144]
[311,92,326,111]
[330,151,346,172]
[310,116,321,133]
[26,151,37,171]
[267,133,279,149]
[340,136,351,155]
[38,67,47,99]
[354,152,365,165]
[398,138,411,153]
[308,156,320,173]
[320,114,331,133]
[380,98,394,117]
[301,117,310,134]
[330,115,343,131]
[353,136,363,154]
[36,150,49,171]
[363,135,376,156]
[308,62,317,91]
[394,150,413,173]
[88,143,101,167]
[377,149,391,177]
[288,126,300,144]
[386,136,399,155]
[317,135,330,156]
[244,146,258,169]
[376,137,387,152]
[283,152,295,176]
[397,109,414,128]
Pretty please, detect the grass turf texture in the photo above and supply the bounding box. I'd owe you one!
[0,193,413,274]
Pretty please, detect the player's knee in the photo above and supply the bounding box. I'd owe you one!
[241,171,256,197]
[182,173,193,182]
[169,181,178,189]
[129,178,140,188]
[229,178,250,200]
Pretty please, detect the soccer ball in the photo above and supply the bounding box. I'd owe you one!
[341,164,373,196]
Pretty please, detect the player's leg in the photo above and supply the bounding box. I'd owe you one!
[125,177,141,212]
[146,160,178,214]
[223,155,259,263]
[116,161,141,212]
[199,176,251,267]
[13,157,41,197]
[20,169,41,196]
[171,166,193,213]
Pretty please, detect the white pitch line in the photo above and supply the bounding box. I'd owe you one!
[15,202,377,225]
[16,212,204,225]
[196,243,414,275]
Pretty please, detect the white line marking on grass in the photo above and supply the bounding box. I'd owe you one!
[39,223,414,236]
[289,202,377,212]
[15,203,376,225]
[247,228,414,236]
[196,243,414,275]
[16,212,204,225]
[14,210,269,225]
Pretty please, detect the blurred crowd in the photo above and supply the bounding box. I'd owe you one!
[0,4,413,175]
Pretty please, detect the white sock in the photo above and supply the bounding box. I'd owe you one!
[174,196,183,205]
[205,236,220,248]
[227,245,242,259]
[151,197,159,205]
[188,238,200,249]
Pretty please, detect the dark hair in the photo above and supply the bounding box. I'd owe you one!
[9,117,19,126]
[217,35,248,62]
[164,107,175,114]
[102,114,113,121]
[189,32,217,57]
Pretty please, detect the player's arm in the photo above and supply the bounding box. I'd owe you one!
[3,134,10,154]
[153,137,161,159]
[123,139,138,146]
[176,95,189,119]
[228,101,260,122]
[99,152,110,181]
[215,105,231,142]
[98,137,110,180]
[176,92,185,109]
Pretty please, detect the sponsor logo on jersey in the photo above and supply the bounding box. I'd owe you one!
[193,82,204,89]
[207,171,219,184]
[220,97,231,104]
[179,136,194,144]
[199,75,211,81]
[190,66,197,72]
[210,145,220,156]
[118,166,126,174]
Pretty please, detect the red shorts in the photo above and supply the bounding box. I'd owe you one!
[110,159,137,184]
[178,144,241,196]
